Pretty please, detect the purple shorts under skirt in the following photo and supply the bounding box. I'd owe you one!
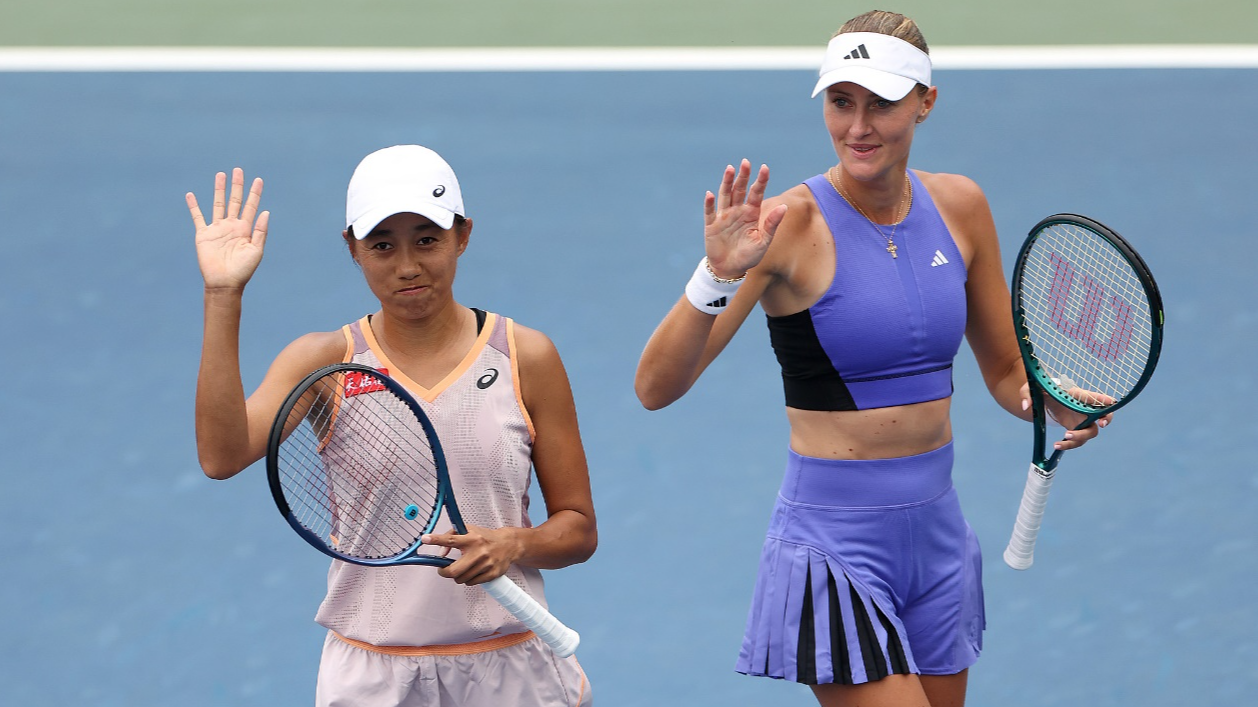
[736,442,984,685]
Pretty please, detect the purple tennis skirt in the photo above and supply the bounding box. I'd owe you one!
[736,442,984,685]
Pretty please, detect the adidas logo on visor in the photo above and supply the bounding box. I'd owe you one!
[843,44,871,60]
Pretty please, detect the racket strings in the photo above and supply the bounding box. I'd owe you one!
[1020,223,1155,407]
[276,374,441,560]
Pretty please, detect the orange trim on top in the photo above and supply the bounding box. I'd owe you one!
[573,657,588,706]
[311,324,357,454]
[506,318,536,442]
[340,324,356,363]
[331,629,536,657]
[358,312,496,403]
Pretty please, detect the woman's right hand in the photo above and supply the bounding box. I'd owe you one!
[187,168,270,291]
[703,159,788,279]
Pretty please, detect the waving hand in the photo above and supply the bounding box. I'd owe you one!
[703,159,788,279]
[187,168,270,290]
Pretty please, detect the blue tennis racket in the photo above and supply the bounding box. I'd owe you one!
[266,363,579,656]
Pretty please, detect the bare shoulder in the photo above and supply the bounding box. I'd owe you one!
[760,182,824,269]
[915,170,998,264]
[915,170,990,213]
[265,329,350,382]
[509,322,565,373]
[766,182,821,229]
[282,329,349,364]
[508,322,578,415]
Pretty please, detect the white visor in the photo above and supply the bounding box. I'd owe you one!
[811,32,932,101]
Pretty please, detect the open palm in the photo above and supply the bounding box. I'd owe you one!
[187,168,269,290]
[703,160,788,278]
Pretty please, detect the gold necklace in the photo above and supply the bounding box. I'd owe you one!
[827,166,912,259]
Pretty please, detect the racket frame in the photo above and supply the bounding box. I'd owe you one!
[266,363,466,569]
[1012,212,1164,473]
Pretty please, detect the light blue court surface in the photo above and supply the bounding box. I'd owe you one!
[1,68,1256,706]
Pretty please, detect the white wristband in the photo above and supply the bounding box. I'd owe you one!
[685,257,744,315]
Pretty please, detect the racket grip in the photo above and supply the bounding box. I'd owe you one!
[481,575,580,658]
[1003,463,1056,570]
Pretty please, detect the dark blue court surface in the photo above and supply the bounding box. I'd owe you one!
[1,68,1255,706]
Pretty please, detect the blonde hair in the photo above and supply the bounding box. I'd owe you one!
[835,10,928,54]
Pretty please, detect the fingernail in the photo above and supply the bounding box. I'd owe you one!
[421,535,431,543]
[1098,419,1108,428]
[1064,433,1074,440]
[1022,399,1029,411]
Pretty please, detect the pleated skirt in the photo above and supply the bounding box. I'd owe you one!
[736,442,984,684]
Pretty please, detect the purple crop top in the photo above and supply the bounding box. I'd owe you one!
[766,171,968,411]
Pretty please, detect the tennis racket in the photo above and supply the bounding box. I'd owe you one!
[266,363,580,656]
[1002,214,1164,570]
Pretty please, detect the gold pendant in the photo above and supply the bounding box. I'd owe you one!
[887,242,898,259]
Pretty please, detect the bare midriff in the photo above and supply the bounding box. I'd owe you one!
[786,397,953,460]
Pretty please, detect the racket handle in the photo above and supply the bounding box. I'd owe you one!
[481,575,580,658]
[1003,463,1056,570]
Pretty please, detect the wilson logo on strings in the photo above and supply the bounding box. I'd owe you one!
[1046,253,1134,361]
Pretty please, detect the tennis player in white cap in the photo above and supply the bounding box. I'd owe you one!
[636,10,1106,707]
[189,145,597,706]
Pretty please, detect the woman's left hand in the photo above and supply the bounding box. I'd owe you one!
[422,525,524,585]
[1020,382,1115,451]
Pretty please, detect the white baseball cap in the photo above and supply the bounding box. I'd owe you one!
[346,145,465,238]
[811,32,932,101]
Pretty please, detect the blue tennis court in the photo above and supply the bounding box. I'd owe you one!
[1,66,1255,706]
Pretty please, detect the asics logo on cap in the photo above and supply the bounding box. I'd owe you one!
[843,44,871,60]
[433,185,446,197]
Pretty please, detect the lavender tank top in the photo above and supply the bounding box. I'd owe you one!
[766,171,968,411]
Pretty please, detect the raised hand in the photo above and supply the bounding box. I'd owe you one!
[187,168,270,291]
[703,159,789,279]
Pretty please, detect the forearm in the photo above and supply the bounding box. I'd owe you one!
[634,297,718,410]
[989,356,1033,422]
[507,509,598,571]
[195,288,254,478]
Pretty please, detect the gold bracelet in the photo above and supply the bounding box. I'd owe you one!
[704,257,747,284]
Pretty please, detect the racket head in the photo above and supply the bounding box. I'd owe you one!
[265,363,459,568]
[1012,213,1164,419]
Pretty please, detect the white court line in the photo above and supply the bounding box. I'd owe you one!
[2,45,1258,72]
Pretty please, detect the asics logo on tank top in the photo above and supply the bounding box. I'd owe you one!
[476,368,499,389]
[843,44,871,60]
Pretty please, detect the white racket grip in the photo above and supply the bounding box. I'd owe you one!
[481,575,580,658]
[1003,463,1056,570]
